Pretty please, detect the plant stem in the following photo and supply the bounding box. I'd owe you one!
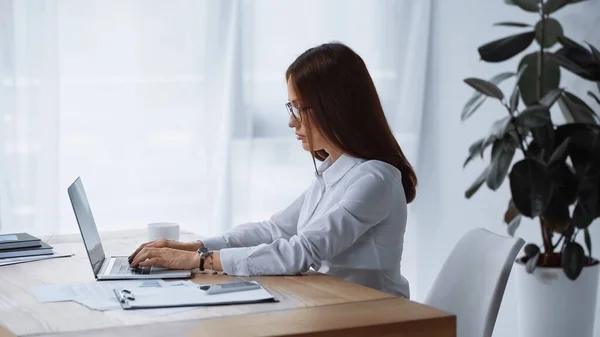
[552,234,565,250]
[537,1,552,261]
[540,217,553,255]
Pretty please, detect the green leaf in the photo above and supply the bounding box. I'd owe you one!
[542,0,588,14]
[587,42,600,64]
[547,163,578,205]
[548,137,570,167]
[462,72,515,121]
[505,0,540,12]
[543,180,574,233]
[509,158,552,218]
[551,36,600,81]
[584,131,600,162]
[510,64,529,112]
[562,241,585,280]
[463,139,485,167]
[515,63,529,82]
[535,18,564,48]
[583,179,600,216]
[485,117,512,145]
[478,31,536,63]
[504,199,520,222]
[588,91,600,106]
[530,124,556,161]
[554,123,600,176]
[587,188,600,218]
[462,95,487,122]
[516,105,551,128]
[542,160,577,235]
[559,35,593,55]
[507,214,522,237]
[540,88,564,108]
[465,168,488,199]
[486,138,517,190]
[573,200,595,228]
[573,163,599,228]
[519,52,561,106]
[524,243,540,258]
[494,22,532,27]
[464,78,505,100]
[510,86,520,112]
[550,51,596,81]
[558,91,599,124]
[584,228,592,257]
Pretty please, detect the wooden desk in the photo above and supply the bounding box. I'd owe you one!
[0,230,455,337]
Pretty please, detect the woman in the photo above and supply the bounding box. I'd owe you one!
[129,42,417,298]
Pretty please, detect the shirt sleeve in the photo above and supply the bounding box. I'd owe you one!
[201,189,307,250]
[219,172,394,276]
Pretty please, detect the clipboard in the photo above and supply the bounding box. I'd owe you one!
[112,281,277,310]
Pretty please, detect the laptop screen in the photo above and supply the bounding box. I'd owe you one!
[67,177,105,276]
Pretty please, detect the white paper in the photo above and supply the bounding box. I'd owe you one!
[76,297,122,311]
[30,279,168,303]
[0,253,73,267]
[30,279,197,316]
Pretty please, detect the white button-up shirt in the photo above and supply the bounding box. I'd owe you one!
[202,154,410,298]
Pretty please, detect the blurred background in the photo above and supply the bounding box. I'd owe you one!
[1,1,599,336]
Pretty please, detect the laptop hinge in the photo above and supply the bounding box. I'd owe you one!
[94,257,107,277]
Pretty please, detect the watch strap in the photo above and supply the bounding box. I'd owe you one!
[198,248,213,271]
[199,255,205,271]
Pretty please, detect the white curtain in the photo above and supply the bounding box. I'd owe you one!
[0,0,431,285]
[0,0,60,237]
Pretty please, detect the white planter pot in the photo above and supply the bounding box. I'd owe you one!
[515,259,600,337]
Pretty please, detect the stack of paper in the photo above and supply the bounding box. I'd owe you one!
[0,232,72,265]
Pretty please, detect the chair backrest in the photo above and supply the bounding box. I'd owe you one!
[424,228,525,337]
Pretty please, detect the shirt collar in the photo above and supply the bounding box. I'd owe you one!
[316,153,365,187]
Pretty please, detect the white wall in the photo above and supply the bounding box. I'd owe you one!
[413,1,600,336]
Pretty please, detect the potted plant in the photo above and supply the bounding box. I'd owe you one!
[460,0,600,336]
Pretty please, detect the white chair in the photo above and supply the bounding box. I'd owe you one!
[423,228,525,337]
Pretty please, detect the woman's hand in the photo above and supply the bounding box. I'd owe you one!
[130,247,200,270]
[129,239,203,263]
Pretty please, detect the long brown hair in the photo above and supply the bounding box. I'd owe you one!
[285,42,417,203]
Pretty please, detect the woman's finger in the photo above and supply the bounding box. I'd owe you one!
[130,247,153,267]
[138,257,164,267]
[129,239,163,260]
[131,247,162,267]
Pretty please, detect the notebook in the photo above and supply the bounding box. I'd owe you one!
[112,281,277,310]
[0,233,42,250]
[0,241,53,259]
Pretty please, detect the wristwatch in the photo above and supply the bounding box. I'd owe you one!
[197,246,213,271]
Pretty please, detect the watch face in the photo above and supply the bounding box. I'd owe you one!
[198,246,208,254]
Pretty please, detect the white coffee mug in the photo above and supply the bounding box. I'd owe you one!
[147,222,180,242]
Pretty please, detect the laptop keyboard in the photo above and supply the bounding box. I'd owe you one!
[109,256,152,275]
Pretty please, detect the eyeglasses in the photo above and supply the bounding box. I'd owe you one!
[285,101,308,122]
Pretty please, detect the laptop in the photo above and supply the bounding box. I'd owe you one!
[67,177,192,280]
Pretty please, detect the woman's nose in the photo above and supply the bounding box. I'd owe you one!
[288,115,299,128]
